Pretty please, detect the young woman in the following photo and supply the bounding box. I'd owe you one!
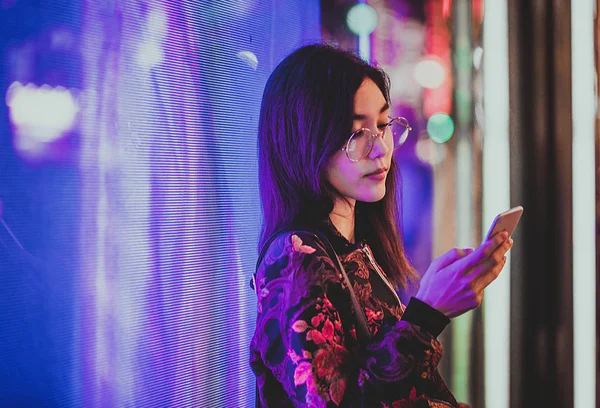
[249,44,512,407]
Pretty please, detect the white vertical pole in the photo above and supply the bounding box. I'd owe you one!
[482,0,510,407]
[571,0,597,407]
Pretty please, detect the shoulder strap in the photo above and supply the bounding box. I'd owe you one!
[250,226,291,294]
[251,226,372,344]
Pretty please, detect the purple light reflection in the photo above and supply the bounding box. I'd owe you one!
[77,0,321,406]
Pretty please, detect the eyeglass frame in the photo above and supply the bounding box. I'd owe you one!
[340,116,412,162]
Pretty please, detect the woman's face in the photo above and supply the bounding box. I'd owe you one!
[325,77,393,205]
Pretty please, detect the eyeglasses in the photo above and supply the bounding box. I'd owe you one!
[341,116,412,162]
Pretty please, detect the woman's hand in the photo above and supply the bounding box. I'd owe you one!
[415,232,513,318]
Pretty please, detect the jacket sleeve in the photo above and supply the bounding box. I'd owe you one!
[254,231,455,407]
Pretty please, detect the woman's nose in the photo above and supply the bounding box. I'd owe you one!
[369,133,391,159]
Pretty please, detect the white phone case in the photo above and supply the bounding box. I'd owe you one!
[483,206,524,243]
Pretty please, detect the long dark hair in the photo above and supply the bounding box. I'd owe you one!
[257,44,416,289]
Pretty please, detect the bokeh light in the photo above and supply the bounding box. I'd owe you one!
[6,81,79,143]
[414,57,446,89]
[135,41,164,70]
[346,4,378,36]
[135,7,167,70]
[427,113,455,143]
[416,131,447,165]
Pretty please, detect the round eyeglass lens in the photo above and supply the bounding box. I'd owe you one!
[346,118,411,161]
[390,118,410,147]
[347,129,373,161]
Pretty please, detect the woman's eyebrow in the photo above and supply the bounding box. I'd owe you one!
[352,102,390,120]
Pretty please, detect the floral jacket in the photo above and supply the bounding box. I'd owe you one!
[249,221,466,408]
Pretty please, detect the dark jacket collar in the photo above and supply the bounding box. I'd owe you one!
[311,217,365,256]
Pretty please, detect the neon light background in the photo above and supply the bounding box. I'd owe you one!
[0,1,320,406]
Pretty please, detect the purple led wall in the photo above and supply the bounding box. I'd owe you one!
[1,1,320,406]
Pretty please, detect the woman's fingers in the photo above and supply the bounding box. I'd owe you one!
[419,233,514,317]
[429,247,474,272]
[450,232,509,274]
[473,255,507,291]
[471,238,512,289]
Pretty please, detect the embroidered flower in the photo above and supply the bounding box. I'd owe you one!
[307,329,326,345]
[292,320,309,333]
[390,388,423,407]
[329,377,346,405]
[349,328,357,341]
[291,234,316,254]
[294,361,312,386]
[365,307,384,329]
[322,319,334,342]
[313,347,337,380]
[334,320,342,332]
[288,349,302,364]
[311,314,324,327]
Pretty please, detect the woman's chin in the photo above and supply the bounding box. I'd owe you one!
[356,186,386,202]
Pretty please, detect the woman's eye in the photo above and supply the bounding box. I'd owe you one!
[377,124,388,130]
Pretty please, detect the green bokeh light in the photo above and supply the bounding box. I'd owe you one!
[427,113,455,143]
[346,4,378,36]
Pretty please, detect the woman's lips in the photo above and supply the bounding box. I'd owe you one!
[366,170,387,180]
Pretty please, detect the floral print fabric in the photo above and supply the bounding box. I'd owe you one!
[249,228,463,408]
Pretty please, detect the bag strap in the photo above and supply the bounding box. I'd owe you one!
[252,226,372,344]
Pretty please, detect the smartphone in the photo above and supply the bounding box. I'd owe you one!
[483,206,524,243]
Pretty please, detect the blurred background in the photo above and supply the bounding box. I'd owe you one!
[0,0,596,407]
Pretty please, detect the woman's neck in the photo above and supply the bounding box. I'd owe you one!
[329,198,356,244]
